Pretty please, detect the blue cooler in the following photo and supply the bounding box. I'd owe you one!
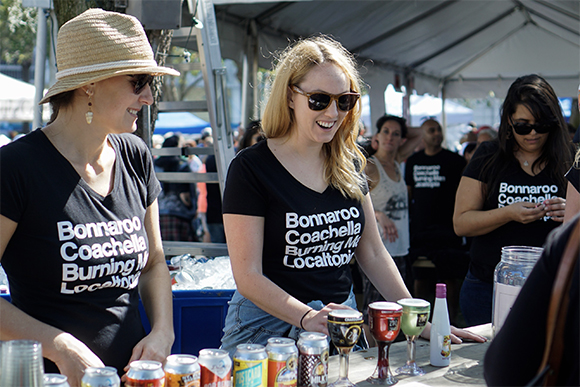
[140,289,234,355]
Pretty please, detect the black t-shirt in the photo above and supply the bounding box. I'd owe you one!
[222,140,366,305]
[404,148,466,242]
[463,141,564,283]
[0,130,161,374]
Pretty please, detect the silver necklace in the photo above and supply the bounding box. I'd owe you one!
[517,152,531,167]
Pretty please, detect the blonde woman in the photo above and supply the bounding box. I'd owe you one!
[220,36,484,355]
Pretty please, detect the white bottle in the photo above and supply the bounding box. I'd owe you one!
[430,283,451,366]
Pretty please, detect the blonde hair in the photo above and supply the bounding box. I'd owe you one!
[262,36,367,201]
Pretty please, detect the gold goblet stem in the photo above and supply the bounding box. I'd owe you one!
[406,335,418,367]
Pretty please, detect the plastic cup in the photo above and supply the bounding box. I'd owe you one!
[0,340,45,387]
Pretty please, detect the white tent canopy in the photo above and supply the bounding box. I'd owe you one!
[0,73,50,122]
[183,0,579,128]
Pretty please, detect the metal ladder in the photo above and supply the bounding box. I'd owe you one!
[144,0,235,258]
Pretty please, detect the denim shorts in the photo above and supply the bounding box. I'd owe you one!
[459,269,493,326]
[220,288,367,357]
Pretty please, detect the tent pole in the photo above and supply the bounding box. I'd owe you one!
[367,79,387,134]
[441,82,448,148]
[251,35,259,120]
[142,105,152,148]
[33,8,48,130]
[402,92,410,123]
[240,53,249,130]
[249,19,259,121]
[402,71,412,123]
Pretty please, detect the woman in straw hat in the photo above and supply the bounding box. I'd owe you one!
[0,8,179,385]
[219,36,485,356]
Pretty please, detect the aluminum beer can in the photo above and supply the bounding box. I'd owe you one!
[44,373,71,387]
[233,343,267,387]
[126,360,165,387]
[165,354,201,387]
[297,332,328,387]
[81,366,120,387]
[199,349,232,387]
[266,337,298,387]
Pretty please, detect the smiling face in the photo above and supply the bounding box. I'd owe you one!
[511,104,549,155]
[288,62,351,146]
[89,75,154,133]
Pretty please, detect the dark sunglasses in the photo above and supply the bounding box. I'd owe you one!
[291,85,360,112]
[510,120,552,135]
[130,74,154,94]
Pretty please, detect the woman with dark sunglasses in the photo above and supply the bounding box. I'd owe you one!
[0,10,179,385]
[219,36,485,356]
[453,74,573,326]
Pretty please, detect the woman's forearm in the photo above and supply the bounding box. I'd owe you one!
[564,182,580,222]
[355,196,411,303]
[140,200,174,336]
[453,207,513,237]
[358,251,411,303]
[453,176,513,237]
[138,257,174,335]
[1,298,69,362]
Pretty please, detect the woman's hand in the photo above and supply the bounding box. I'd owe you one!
[543,197,566,223]
[449,325,487,343]
[506,201,547,224]
[51,332,105,387]
[301,303,354,336]
[420,323,487,344]
[121,329,174,383]
[375,211,399,243]
[507,198,565,224]
[126,329,173,365]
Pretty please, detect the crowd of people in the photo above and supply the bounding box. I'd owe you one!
[0,7,578,387]
[151,120,265,244]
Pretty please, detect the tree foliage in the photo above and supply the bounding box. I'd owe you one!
[52,0,120,27]
[0,0,37,66]
[2,0,177,136]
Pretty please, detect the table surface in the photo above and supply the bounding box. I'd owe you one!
[327,324,492,386]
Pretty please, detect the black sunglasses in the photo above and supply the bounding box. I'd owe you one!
[510,120,551,135]
[291,85,360,112]
[130,74,154,94]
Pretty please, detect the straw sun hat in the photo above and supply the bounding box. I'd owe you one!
[39,8,180,105]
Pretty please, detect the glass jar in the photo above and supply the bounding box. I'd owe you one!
[492,246,543,336]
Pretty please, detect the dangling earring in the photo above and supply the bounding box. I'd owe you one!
[85,92,93,125]
[506,129,512,139]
